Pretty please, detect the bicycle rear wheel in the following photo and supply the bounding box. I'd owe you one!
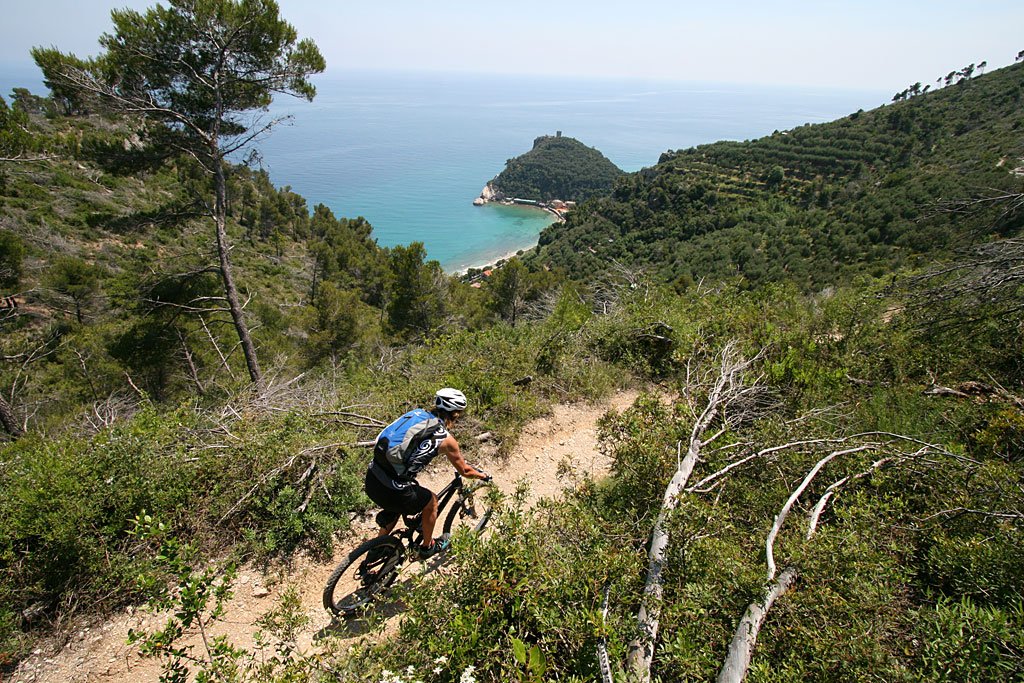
[442,484,494,537]
[323,536,403,617]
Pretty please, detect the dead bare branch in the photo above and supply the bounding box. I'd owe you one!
[200,315,236,379]
[923,379,1024,408]
[312,410,385,428]
[178,329,205,395]
[717,437,948,683]
[765,445,876,581]
[689,437,854,494]
[716,567,799,683]
[218,441,351,524]
[926,189,1024,220]
[0,153,59,163]
[125,371,147,401]
[904,234,1024,328]
[807,457,896,539]
[81,392,142,435]
[919,507,1024,522]
[626,342,767,683]
[598,584,614,683]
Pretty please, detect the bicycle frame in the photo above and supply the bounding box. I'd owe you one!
[323,471,492,617]
[393,472,469,548]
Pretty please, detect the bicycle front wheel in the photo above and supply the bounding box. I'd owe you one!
[442,484,494,537]
[323,535,403,617]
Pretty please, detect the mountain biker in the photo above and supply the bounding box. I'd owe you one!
[365,388,489,559]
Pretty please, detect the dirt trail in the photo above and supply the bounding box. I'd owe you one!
[12,390,638,683]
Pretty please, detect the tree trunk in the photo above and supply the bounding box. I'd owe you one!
[310,256,320,305]
[598,584,614,683]
[716,567,798,683]
[0,393,23,438]
[178,329,205,396]
[625,450,698,681]
[213,156,263,389]
[626,343,763,683]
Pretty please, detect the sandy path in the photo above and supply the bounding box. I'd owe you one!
[11,390,638,683]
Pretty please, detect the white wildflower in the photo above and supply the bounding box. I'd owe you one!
[434,655,449,664]
[459,665,477,683]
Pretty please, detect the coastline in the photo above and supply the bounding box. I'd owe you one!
[449,242,538,276]
[449,199,563,274]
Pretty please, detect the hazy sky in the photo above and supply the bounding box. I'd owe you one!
[1,0,1021,91]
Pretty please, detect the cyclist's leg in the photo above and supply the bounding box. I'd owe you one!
[400,483,452,557]
[419,488,439,544]
[364,471,404,535]
[365,472,435,541]
[379,480,441,552]
[374,509,400,536]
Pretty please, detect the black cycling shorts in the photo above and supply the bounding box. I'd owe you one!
[364,470,433,521]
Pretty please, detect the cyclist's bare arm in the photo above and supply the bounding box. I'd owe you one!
[440,434,488,479]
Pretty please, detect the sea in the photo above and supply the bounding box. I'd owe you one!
[1,64,888,272]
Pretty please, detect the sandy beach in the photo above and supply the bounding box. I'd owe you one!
[447,201,563,274]
[450,243,537,275]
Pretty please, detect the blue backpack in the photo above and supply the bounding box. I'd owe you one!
[372,409,444,481]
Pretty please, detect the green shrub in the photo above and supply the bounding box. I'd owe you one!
[0,405,372,659]
[973,407,1024,462]
[923,525,1024,606]
[358,486,644,682]
[913,597,1024,682]
[0,230,24,289]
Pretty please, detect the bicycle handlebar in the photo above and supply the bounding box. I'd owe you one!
[466,463,491,483]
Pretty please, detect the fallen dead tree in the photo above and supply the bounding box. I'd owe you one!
[716,567,798,683]
[716,437,946,683]
[625,342,770,683]
[614,337,958,682]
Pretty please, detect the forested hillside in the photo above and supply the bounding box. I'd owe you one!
[488,134,624,202]
[1,5,1022,680]
[530,62,1024,290]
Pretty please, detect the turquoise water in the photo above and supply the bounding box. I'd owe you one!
[257,72,886,271]
[1,65,888,271]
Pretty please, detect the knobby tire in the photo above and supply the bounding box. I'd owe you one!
[322,535,403,617]
[442,487,493,536]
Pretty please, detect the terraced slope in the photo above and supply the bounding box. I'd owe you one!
[531,62,1024,290]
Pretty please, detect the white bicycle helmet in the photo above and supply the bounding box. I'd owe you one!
[435,387,468,412]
